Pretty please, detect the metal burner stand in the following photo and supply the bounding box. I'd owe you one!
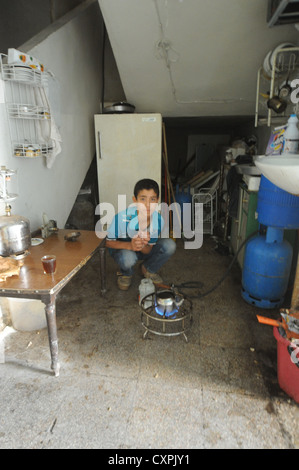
[140,292,193,342]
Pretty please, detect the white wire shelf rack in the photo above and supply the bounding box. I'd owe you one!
[1,63,48,87]
[192,189,217,235]
[13,143,53,158]
[7,103,51,120]
[0,54,53,158]
[255,46,299,127]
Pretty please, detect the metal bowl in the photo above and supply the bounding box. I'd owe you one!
[103,102,135,114]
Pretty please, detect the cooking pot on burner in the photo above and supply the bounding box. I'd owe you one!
[0,207,31,257]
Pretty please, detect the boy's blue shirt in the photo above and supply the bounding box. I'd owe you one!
[107,204,164,247]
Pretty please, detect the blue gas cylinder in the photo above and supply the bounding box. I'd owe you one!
[257,175,299,229]
[242,227,293,309]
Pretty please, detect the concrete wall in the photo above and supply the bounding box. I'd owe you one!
[99,0,299,117]
[0,1,103,231]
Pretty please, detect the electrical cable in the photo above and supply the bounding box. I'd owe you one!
[101,20,106,112]
[173,230,260,299]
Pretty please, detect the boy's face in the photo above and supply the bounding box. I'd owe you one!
[133,189,159,217]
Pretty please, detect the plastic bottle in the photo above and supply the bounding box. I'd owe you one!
[139,278,155,308]
[282,114,299,155]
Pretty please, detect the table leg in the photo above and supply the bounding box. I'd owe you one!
[43,295,60,377]
[99,244,107,295]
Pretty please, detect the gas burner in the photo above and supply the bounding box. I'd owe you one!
[140,288,193,342]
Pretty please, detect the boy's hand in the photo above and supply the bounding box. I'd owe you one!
[138,230,150,244]
[131,232,150,251]
[131,235,144,251]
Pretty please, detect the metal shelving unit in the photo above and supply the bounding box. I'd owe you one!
[0,54,53,159]
[255,46,299,127]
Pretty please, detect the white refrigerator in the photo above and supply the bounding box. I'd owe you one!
[94,113,162,215]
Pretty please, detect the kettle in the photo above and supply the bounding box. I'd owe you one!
[155,289,184,317]
[0,167,31,258]
[0,204,31,257]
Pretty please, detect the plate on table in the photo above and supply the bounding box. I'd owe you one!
[31,238,44,246]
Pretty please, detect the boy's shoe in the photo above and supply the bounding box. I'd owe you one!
[117,272,132,291]
[141,264,163,284]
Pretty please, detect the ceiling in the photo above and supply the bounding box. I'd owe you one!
[98,0,299,118]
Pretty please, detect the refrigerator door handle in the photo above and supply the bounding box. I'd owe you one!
[98,131,102,159]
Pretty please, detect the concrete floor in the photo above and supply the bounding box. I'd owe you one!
[0,235,299,449]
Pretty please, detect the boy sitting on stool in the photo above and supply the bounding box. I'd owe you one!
[106,178,176,290]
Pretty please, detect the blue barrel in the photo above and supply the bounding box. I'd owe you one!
[175,185,192,223]
[257,175,299,229]
[242,227,293,309]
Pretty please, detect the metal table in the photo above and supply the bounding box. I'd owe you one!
[0,229,106,376]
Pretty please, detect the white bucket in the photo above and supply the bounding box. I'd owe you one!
[7,298,47,331]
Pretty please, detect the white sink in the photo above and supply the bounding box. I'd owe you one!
[254,154,299,195]
[235,164,261,176]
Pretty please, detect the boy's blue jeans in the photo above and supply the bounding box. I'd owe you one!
[109,238,176,276]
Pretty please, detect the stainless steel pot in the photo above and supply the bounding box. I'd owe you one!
[0,207,31,256]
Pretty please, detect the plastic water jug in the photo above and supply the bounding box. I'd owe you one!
[139,278,155,308]
[282,114,299,154]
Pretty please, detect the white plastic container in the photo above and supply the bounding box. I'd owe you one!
[139,278,155,309]
[7,298,47,331]
[282,114,299,155]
